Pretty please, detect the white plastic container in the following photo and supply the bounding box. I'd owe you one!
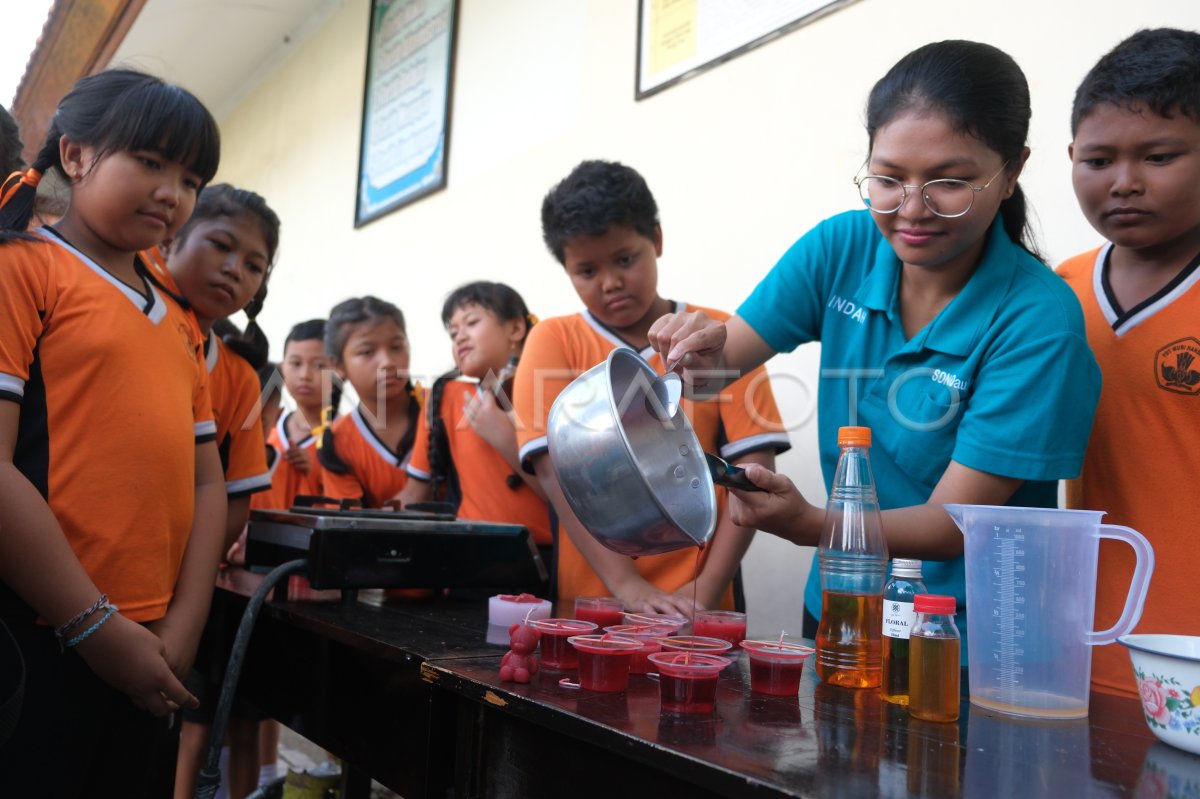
[946,504,1153,718]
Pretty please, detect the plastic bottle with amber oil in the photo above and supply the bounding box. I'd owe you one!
[908,594,961,723]
[815,426,889,688]
[881,559,926,706]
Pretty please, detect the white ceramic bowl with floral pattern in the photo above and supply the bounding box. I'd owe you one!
[1119,634,1200,755]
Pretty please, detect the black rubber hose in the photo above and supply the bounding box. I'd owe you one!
[195,559,308,799]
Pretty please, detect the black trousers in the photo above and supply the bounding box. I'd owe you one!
[0,618,178,798]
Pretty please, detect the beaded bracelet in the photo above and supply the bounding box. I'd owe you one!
[54,593,109,648]
[64,604,118,650]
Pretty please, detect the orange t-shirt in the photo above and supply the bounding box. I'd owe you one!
[320,405,414,508]
[513,304,790,610]
[205,333,271,497]
[0,231,214,622]
[406,379,553,546]
[143,244,203,345]
[1059,245,1200,697]
[251,411,323,511]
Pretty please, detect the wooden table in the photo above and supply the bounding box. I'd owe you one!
[206,570,1197,798]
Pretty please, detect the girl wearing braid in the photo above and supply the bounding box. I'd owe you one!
[398,282,552,550]
[160,184,280,548]
[0,68,224,795]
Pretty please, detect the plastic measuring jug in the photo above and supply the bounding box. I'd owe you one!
[945,504,1153,719]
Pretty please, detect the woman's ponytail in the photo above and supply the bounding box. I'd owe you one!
[998,184,1041,260]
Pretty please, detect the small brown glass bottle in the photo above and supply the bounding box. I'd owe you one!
[908,594,960,723]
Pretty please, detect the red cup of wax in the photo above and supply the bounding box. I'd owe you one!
[604,624,674,675]
[692,610,747,648]
[574,596,625,630]
[527,618,597,670]
[741,639,814,697]
[567,634,642,692]
[648,652,731,714]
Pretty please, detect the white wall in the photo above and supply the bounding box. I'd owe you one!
[202,0,1197,635]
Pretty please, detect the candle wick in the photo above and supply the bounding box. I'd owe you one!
[778,629,786,647]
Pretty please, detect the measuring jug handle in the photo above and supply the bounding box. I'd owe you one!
[1087,524,1155,646]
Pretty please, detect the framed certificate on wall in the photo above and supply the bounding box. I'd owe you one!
[636,0,858,99]
[356,0,459,227]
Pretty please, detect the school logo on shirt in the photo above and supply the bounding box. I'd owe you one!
[931,369,970,392]
[177,322,199,359]
[1155,337,1200,396]
[827,294,867,324]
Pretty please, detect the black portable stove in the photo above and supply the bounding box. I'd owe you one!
[245,498,548,593]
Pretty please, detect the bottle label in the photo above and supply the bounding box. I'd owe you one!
[882,599,915,639]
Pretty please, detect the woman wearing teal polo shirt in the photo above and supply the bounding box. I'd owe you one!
[649,40,1101,659]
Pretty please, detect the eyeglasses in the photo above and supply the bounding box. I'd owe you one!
[853,162,1010,218]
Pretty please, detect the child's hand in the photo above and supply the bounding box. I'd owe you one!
[226,528,248,565]
[75,612,199,716]
[670,580,714,615]
[148,612,203,682]
[463,389,515,452]
[285,446,313,475]
[613,576,697,619]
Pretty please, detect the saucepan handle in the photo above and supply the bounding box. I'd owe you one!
[1087,524,1155,645]
[705,453,767,493]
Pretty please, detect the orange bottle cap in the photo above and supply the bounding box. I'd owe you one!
[837,426,871,447]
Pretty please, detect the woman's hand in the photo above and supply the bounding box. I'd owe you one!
[76,613,199,716]
[647,310,728,390]
[463,389,515,453]
[285,446,313,475]
[727,463,823,547]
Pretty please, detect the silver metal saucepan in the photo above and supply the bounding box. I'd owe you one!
[547,347,750,557]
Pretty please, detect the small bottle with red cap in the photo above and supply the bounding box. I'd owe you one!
[907,594,961,722]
